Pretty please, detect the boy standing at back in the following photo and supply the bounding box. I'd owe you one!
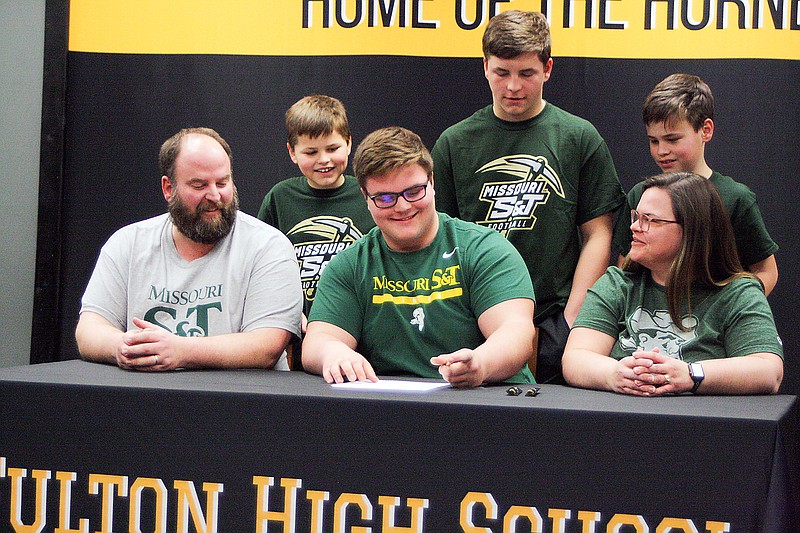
[258,95,375,367]
[432,10,625,384]
[611,73,779,294]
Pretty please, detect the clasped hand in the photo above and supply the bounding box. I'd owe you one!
[115,317,182,371]
[611,348,688,396]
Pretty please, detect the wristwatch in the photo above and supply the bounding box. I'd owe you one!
[688,362,705,394]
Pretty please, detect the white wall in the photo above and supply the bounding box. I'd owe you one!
[0,0,45,367]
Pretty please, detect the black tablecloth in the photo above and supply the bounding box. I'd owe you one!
[1,360,798,532]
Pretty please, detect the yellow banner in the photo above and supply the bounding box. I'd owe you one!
[69,0,800,60]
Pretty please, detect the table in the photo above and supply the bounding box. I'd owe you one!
[1,360,798,532]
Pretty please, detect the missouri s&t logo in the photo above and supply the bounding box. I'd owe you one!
[476,155,564,236]
[145,284,224,337]
[288,216,365,302]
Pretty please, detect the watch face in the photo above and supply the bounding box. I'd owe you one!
[688,363,704,393]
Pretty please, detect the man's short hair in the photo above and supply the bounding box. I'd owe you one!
[353,127,433,189]
[643,73,714,131]
[286,95,351,147]
[159,127,232,184]
[482,10,551,64]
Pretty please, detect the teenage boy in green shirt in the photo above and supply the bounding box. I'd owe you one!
[432,11,624,384]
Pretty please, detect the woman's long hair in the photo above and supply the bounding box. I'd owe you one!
[623,172,752,330]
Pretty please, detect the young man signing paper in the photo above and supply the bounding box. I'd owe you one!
[302,127,536,388]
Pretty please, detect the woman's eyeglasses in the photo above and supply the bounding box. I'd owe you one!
[630,209,679,231]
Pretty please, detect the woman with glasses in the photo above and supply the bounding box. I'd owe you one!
[562,172,783,395]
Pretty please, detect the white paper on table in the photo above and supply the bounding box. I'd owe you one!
[331,379,451,393]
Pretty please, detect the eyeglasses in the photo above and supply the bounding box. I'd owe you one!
[630,209,679,231]
[366,183,428,208]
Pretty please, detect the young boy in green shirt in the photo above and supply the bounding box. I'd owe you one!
[612,73,778,295]
[257,95,374,368]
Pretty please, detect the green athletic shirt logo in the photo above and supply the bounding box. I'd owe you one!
[288,216,365,302]
[476,155,564,236]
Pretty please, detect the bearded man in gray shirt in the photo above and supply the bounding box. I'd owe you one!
[76,127,302,371]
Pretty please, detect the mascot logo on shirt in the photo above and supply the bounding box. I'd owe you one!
[619,307,698,359]
[288,216,365,302]
[476,155,564,236]
[410,307,426,332]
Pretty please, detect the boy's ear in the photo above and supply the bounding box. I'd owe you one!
[543,58,553,81]
[287,142,298,163]
[701,118,714,142]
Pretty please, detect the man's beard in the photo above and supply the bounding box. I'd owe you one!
[168,186,239,245]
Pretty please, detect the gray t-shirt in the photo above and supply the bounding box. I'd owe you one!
[81,212,302,368]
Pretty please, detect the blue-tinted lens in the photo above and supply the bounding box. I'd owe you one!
[373,193,397,206]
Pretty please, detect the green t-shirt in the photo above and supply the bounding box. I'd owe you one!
[432,103,624,324]
[574,267,783,362]
[309,213,536,383]
[612,171,778,267]
[257,175,375,316]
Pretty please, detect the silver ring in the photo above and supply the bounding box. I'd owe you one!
[664,374,670,384]
[154,355,159,366]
